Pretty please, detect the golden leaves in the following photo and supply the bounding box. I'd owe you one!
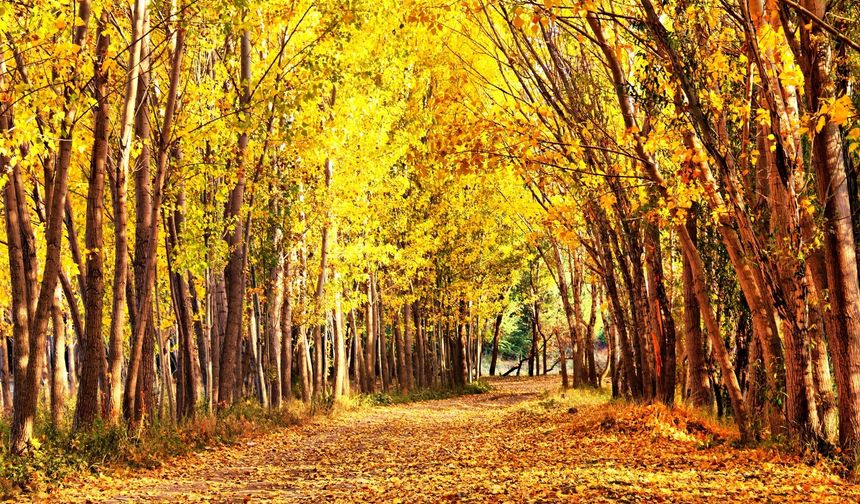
[816,95,855,132]
[51,376,860,502]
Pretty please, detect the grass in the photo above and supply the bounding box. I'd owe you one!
[336,380,492,410]
[524,385,611,413]
[0,382,491,498]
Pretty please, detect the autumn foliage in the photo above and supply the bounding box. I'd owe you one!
[2,0,860,498]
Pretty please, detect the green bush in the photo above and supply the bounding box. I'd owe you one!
[464,380,492,395]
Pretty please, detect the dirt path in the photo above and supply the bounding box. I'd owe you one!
[48,376,860,502]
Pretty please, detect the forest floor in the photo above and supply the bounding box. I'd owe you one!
[40,376,860,502]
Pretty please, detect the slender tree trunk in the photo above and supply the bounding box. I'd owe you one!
[364,274,376,393]
[645,222,677,406]
[50,286,67,424]
[394,309,407,392]
[297,324,312,402]
[0,319,12,412]
[552,244,581,386]
[268,253,284,408]
[403,303,415,392]
[106,0,146,424]
[75,14,112,431]
[333,290,347,399]
[488,312,502,376]
[377,285,390,393]
[218,28,251,406]
[351,309,365,392]
[248,287,268,407]
[124,20,185,425]
[453,302,467,387]
[557,328,569,389]
[683,209,712,409]
[585,287,598,387]
[167,197,204,416]
[594,208,638,397]
[310,160,332,400]
[280,253,294,403]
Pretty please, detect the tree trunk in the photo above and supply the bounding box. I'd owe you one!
[311,160,332,400]
[593,208,638,397]
[6,0,91,454]
[377,286,390,393]
[333,290,347,399]
[552,244,581,386]
[167,198,203,416]
[124,20,185,425]
[488,311,502,376]
[683,209,712,409]
[645,222,677,406]
[557,329,569,389]
[106,0,146,425]
[219,28,251,407]
[351,309,365,392]
[268,253,284,408]
[403,303,415,392]
[585,286,598,387]
[394,309,407,392]
[280,252,294,403]
[50,286,67,424]
[453,303,467,387]
[800,0,860,460]
[587,12,751,441]
[75,14,111,431]
[364,275,376,393]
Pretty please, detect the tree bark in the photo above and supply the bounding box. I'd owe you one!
[124,21,185,424]
[280,252,294,403]
[105,0,146,425]
[488,311,502,376]
[218,28,251,407]
[645,222,677,406]
[50,286,67,425]
[682,209,712,409]
[552,244,581,386]
[75,13,111,431]
[403,303,415,392]
[364,274,376,392]
[800,0,860,460]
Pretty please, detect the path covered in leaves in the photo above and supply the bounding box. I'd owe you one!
[49,376,860,502]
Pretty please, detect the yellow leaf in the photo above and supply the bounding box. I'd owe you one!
[830,95,854,125]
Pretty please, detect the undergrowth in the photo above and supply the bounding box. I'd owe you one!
[523,386,852,475]
[337,380,492,409]
[527,386,610,413]
[0,400,306,498]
